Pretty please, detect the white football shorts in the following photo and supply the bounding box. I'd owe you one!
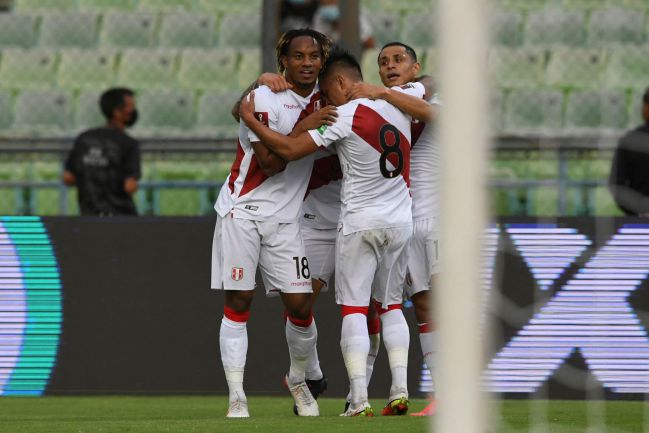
[301,224,337,292]
[405,217,440,298]
[335,225,413,307]
[211,214,313,294]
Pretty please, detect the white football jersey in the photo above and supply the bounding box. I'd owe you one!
[215,85,320,222]
[411,92,441,220]
[301,148,342,229]
[307,88,422,235]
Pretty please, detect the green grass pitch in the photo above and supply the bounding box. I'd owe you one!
[0,396,646,433]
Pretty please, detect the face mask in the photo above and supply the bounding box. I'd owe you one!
[319,5,340,22]
[125,109,138,128]
[287,0,307,4]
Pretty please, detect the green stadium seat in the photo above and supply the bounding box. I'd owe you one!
[489,47,547,88]
[14,0,75,11]
[156,189,203,215]
[587,7,645,45]
[590,186,623,216]
[490,89,504,133]
[100,12,158,48]
[0,13,38,48]
[137,0,193,12]
[237,48,261,91]
[0,90,12,130]
[365,12,401,47]
[400,12,435,47]
[33,188,63,216]
[0,187,21,216]
[218,12,261,48]
[604,46,649,90]
[117,49,178,90]
[628,90,644,127]
[562,0,606,8]
[0,49,57,89]
[74,90,104,130]
[422,48,437,75]
[524,8,586,46]
[495,0,550,10]
[196,90,240,137]
[546,47,606,88]
[178,48,238,91]
[38,13,99,48]
[564,89,628,132]
[491,9,523,46]
[78,0,136,11]
[159,13,216,48]
[606,0,648,10]
[58,49,116,90]
[194,0,262,14]
[13,89,71,134]
[134,90,194,134]
[360,49,381,86]
[527,187,558,216]
[503,88,563,134]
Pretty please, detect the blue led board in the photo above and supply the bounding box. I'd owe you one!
[0,217,62,396]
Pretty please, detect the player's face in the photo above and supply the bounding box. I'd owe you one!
[320,74,349,107]
[378,46,420,87]
[281,36,323,89]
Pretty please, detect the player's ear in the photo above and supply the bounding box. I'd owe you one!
[280,55,288,71]
[411,61,421,76]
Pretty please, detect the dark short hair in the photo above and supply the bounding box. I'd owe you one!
[99,87,134,120]
[319,48,363,82]
[275,28,332,74]
[379,42,418,63]
[644,87,649,105]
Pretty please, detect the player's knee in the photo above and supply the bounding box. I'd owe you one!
[224,291,253,314]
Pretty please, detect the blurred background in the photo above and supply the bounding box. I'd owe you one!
[0,0,646,217]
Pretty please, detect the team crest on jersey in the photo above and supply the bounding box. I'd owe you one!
[254,112,269,126]
[231,267,244,281]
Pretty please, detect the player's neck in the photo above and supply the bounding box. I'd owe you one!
[288,81,316,98]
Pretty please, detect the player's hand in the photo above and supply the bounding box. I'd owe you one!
[258,73,293,93]
[296,105,338,132]
[239,90,256,124]
[347,82,387,101]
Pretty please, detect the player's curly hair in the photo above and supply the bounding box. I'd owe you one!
[275,28,332,74]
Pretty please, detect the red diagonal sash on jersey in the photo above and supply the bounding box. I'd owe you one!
[351,104,411,186]
[411,121,426,148]
[228,140,245,193]
[304,153,342,198]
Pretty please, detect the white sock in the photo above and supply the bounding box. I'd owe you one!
[305,320,323,381]
[419,327,436,390]
[286,318,317,387]
[381,309,410,399]
[366,332,381,386]
[340,313,370,408]
[220,317,248,403]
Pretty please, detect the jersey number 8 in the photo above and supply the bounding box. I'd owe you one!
[379,124,403,179]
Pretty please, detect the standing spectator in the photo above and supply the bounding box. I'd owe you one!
[63,88,141,216]
[280,0,318,33]
[313,0,375,51]
[609,87,649,216]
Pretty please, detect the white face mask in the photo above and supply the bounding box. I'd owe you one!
[319,5,340,22]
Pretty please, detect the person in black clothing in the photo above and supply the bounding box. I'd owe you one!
[610,87,649,216]
[63,88,141,216]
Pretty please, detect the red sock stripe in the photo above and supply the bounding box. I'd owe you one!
[288,314,313,328]
[367,316,381,335]
[373,300,402,316]
[341,305,369,317]
[418,322,432,334]
[224,306,250,323]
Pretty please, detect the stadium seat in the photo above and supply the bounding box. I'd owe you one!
[587,7,645,45]
[0,49,57,89]
[178,48,238,91]
[100,12,158,48]
[78,0,136,11]
[489,47,547,88]
[218,12,261,48]
[117,49,178,90]
[38,12,99,48]
[159,13,216,48]
[564,89,628,132]
[137,0,193,12]
[134,90,194,134]
[606,0,647,10]
[365,11,401,47]
[422,48,437,75]
[562,0,606,8]
[491,9,523,46]
[14,0,75,11]
[194,0,262,14]
[0,13,38,48]
[13,89,71,134]
[503,89,563,134]
[546,47,606,88]
[495,0,550,10]
[527,187,558,216]
[58,49,116,91]
[237,48,261,91]
[604,46,649,90]
[196,90,241,137]
[0,187,21,216]
[524,7,586,46]
[590,186,623,216]
[156,189,203,215]
[628,90,644,127]
[74,90,105,130]
[490,89,504,133]
[360,49,382,86]
[0,90,12,130]
[401,12,435,47]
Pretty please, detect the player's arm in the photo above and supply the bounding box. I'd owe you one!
[347,82,435,122]
[250,140,287,176]
[231,73,293,122]
[289,106,338,138]
[62,170,76,186]
[62,137,80,186]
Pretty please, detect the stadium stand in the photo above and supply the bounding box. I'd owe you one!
[177,48,239,91]
[38,12,99,48]
[159,12,215,48]
[0,48,57,89]
[100,12,158,47]
[0,12,37,47]
[57,49,117,91]
[13,89,71,134]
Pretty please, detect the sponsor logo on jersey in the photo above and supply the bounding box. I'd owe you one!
[317,124,328,135]
[244,205,259,211]
[284,103,300,110]
[231,267,244,281]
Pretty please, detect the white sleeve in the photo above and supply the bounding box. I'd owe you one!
[307,106,353,149]
[390,82,426,100]
[247,87,279,142]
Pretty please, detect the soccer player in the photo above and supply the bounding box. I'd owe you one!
[239,50,425,417]
[211,28,334,418]
[347,42,439,416]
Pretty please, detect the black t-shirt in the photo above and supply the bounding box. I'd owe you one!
[609,123,649,215]
[65,127,141,216]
